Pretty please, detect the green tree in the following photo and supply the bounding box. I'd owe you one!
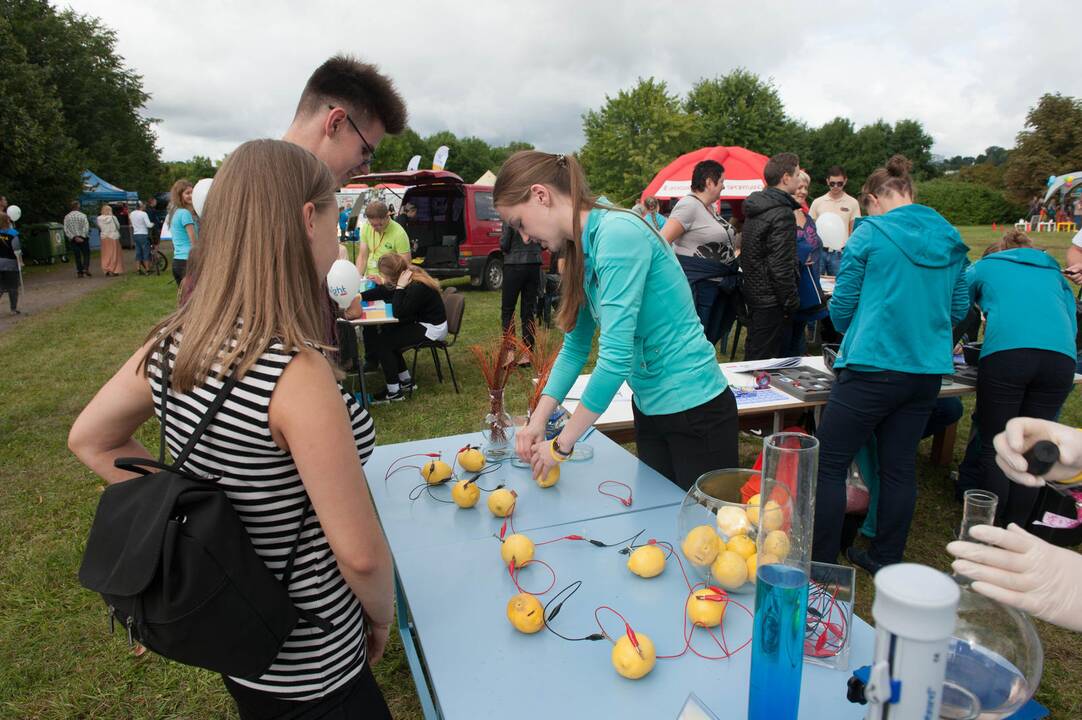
[976,146,1009,166]
[958,163,1005,189]
[159,156,218,190]
[580,77,696,205]
[0,16,82,222]
[369,128,428,174]
[1004,93,1082,202]
[686,70,791,155]
[491,141,535,172]
[3,0,162,197]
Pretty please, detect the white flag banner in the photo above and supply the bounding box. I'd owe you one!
[406,155,421,172]
[432,145,449,171]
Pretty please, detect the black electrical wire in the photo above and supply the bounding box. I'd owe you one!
[543,580,605,643]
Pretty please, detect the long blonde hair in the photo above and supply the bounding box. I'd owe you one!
[377,253,440,292]
[141,139,338,391]
[169,179,194,215]
[493,151,599,331]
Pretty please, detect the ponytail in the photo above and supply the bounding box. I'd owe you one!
[862,154,916,202]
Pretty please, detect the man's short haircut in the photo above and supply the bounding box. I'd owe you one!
[690,160,725,192]
[365,200,389,218]
[70,201,80,210]
[826,165,847,179]
[764,153,800,187]
[294,55,407,134]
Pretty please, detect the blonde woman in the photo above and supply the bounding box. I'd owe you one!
[69,140,393,718]
[97,204,124,276]
[168,180,197,286]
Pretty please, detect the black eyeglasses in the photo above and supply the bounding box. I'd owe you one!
[828,181,846,188]
[330,105,376,165]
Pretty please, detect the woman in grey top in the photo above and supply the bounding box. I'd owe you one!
[500,222,543,354]
[661,159,736,262]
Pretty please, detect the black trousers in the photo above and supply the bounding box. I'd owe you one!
[501,263,540,348]
[813,369,941,565]
[976,349,1075,526]
[370,323,429,384]
[70,238,91,274]
[223,663,391,720]
[172,258,188,286]
[0,270,18,311]
[633,388,739,492]
[744,305,787,361]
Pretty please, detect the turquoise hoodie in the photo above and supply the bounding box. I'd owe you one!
[543,203,727,415]
[967,247,1077,360]
[831,204,970,374]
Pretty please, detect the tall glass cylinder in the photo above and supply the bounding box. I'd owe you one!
[748,433,818,720]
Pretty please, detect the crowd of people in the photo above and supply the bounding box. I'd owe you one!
[1029,192,1081,228]
[50,52,1082,718]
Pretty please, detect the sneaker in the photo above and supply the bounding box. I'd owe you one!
[371,387,405,404]
[400,379,416,394]
[845,547,884,577]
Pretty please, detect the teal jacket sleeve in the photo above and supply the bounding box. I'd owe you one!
[951,261,971,325]
[828,228,868,333]
[966,263,980,307]
[1062,278,1078,339]
[577,221,651,413]
[541,302,596,404]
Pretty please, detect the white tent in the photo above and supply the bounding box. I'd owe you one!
[1041,172,1082,203]
[475,170,497,186]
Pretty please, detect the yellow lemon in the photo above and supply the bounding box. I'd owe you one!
[745,494,762,525]
[715,505,750,539]
[710,550,749,591]
[682,525,721,566]
[611,632,656,679]
[747,552,780,580]
[627,545,666,578]
[450,479,480,508]
[487,488,517,517]
[536,465,560,488]
[420,460,453,485]
[686,587,728,627]
[506,593,544,634]
[726,534,756,560]
[500,533,535,568]
[760,500,784,532]
[764,530,791,560]
[458,447,486,473]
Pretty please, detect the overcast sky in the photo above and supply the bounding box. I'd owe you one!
[66,0,1082,163]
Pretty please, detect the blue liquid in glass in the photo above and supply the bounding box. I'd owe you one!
[748,563,809,720]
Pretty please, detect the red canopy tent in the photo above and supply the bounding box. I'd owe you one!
[641,146,768,206]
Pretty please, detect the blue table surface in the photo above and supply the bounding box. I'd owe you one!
[365,431,687,554]
[394,505,875,720]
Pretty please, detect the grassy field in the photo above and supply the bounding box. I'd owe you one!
[1,227,1080,718]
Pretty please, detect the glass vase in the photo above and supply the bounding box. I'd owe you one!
[480,389,515,461]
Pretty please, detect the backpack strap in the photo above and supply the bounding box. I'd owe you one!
[278,499,336,633]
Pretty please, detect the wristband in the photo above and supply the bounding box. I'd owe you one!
[550,437,572,463]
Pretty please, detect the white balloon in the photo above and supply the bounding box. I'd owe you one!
[326,259,362,309]
[816,212,847,251]
[7,205,21,222]
[192,178,213,217]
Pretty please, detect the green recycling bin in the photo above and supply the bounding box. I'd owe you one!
[22,223,69,265]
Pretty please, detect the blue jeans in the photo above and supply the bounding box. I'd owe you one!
[813,369,941,565]
[819,249,842,276]
[134,234,150,262]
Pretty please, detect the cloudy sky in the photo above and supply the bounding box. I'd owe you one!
[67,0,1082,163]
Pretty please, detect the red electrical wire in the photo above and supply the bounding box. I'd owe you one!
[507,558,557,596]
[597,480,633,507]
[384,452,441,484]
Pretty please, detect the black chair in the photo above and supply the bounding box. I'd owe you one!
[405,289,464,394]
[336,319,369,409]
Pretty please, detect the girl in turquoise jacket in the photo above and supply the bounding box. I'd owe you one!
[493,151,735,490]
[813,155,970,573]
[967,231,1077,526]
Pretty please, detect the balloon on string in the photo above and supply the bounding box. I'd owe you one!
[1047,175,1057,187]
[816,212,847,251]
[6,205,21,222]
[192,178,213,217]
[326,259,362,309]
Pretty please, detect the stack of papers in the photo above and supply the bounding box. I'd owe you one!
[725,357,803,373]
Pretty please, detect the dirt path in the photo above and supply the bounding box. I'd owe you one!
[0,248,171,333]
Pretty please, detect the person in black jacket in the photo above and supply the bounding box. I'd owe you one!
[739,152,803,360]
[500,222,542,355]
[347,253,448,403]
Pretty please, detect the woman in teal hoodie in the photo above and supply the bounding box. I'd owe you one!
[968,230,1077,526]
[813,156,970,573]
[493,151,736,491]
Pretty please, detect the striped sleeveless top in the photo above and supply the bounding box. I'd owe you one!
[147,338,376,700]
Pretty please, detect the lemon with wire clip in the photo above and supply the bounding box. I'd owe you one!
[500,533,535,568]
[450,479,480,508]
[627,544,666,578]
[506,593,545,634]
[458,447,486,473]
[487,488,517,517]
[420,460,453,485]
[611,632,656,679]
[686,586,728,627]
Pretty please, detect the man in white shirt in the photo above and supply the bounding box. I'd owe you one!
[809,165,862,276]
[129,201,155,275]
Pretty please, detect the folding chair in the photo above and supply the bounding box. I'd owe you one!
[406,289,464,394]
[335,319,369,409]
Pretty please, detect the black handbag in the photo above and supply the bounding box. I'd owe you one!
[78,341,331,678]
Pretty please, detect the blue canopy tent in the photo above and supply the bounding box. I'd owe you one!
[80,170,138,249]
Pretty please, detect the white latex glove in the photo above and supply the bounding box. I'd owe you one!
[993,417,1082,487]
[948,523,1082,632]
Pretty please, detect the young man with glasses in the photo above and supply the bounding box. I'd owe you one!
[809,165,861,277]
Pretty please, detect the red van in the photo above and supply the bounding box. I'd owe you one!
[352,170,537,290]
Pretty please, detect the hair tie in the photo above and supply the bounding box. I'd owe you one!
[555,153,568,167]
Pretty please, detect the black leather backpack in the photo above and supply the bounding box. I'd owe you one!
[78,343,331,678]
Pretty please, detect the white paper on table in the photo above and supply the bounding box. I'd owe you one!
[565,376,632,402]
[724,357,803,373]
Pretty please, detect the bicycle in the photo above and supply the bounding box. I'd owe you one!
[149,232,169,275]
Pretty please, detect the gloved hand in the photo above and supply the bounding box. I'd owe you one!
[947,523,1082,632]
[993,417,1082,487]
